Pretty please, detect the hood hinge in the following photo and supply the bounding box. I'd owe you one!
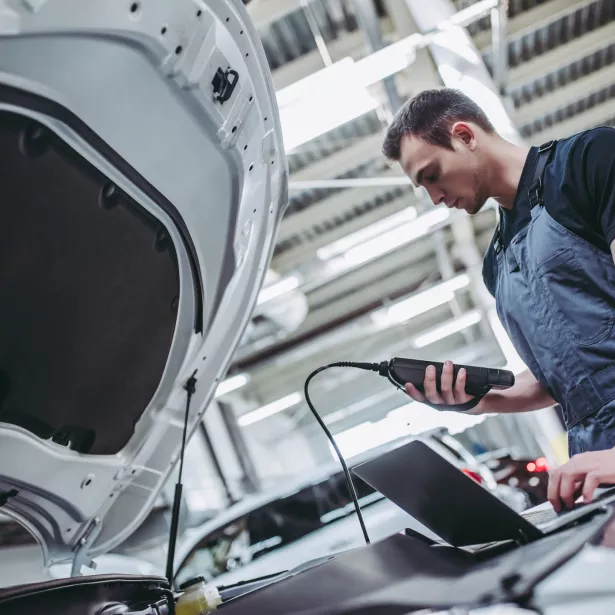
[71,515,102,576]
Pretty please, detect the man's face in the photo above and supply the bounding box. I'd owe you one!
[398,124,490,215]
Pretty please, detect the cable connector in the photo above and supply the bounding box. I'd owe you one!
[184,370,197,395]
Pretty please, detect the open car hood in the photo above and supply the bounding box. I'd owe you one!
[0,0,287,571]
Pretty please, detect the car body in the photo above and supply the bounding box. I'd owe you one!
[0,428,527,589]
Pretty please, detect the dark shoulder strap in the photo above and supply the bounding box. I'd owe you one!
[528,140,557,207]
[492,140,557,253]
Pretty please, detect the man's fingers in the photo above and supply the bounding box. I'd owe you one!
[559,472,577,510]
[405,382,426,403]
[582,471,602,504]
[548,469,563,512]
[441,361,455,405]
[424,365,444,404]
[454,367,469,402]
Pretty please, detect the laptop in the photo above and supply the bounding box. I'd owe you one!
[352,439,615,547]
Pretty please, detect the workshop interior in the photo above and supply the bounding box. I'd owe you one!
[1,0,615,614]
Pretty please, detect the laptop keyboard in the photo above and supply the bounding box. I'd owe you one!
[521,487,615,527]
[521,506,559,526]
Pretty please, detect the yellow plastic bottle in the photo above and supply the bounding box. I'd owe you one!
[175,576,222,615]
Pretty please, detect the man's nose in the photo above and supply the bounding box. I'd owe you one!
[427,188,445,206]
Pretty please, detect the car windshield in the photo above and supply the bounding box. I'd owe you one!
[175,471,380,585]
[0,516,37,548]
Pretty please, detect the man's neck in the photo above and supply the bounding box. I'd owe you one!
[488,140,531,210]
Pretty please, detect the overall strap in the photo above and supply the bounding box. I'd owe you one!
[528,140,557,208]
[493,139,557,254]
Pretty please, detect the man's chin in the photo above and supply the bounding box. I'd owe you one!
[465,199,487,216]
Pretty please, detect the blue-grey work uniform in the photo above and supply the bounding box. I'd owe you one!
[482,132,615,457]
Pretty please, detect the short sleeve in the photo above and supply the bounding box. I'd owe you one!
[576,127,615,245]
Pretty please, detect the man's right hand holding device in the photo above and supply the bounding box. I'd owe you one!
[404,361,555,415]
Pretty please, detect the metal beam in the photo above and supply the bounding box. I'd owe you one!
[403,0,522,145]
[474,0,596,52]
[290,133,385,182]
[383,0,442,94]
[490,0,508,97]
[301,0,333,67]
[530,100,615,144]
[508,21,615,91]
[515,62,615,127]
[353,0,404,112]
[271,29,367,89]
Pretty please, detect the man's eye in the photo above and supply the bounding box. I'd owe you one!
[426,173,438,183]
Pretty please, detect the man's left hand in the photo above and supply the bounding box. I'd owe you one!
[548,448,615,512]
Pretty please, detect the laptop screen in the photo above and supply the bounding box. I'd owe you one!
[352,439,542,546]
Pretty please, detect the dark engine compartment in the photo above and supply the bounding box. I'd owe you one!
[0,575,173,615]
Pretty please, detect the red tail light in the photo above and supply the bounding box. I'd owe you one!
[526,457,549,473]
[461,469,483,484]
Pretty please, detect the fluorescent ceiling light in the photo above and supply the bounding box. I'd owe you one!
[335,208,450,268]
[289,177,413,190]
[317,206,418,260]
[353,36,420,87]
[372,274,471,327]
[413,310,482,348]
[257,275,301,305]
[277,57,379,152]
[238,392,302,427]
[215,373,250,398]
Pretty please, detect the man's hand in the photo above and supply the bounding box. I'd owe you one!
[548,448,615,512]
[404,360,476,408]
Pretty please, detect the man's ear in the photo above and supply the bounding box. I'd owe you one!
[451,122,477,150]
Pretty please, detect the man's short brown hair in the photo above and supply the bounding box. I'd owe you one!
[382,88,496,161]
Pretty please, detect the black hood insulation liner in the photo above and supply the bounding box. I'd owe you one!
[0,109,180,455]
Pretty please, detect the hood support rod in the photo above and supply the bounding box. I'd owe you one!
[165,371,198,586]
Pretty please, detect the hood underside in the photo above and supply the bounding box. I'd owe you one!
[0,0,288,570]
[0,110,179,455]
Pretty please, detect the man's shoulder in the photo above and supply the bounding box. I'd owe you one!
[544,126,615,181]
[555,126,615,157]
[543,126,615,253]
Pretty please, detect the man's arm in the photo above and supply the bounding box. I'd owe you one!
[576,126,615,251]
[405,362,554,414]
[474,369,555,415]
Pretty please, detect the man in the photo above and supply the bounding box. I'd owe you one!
[381,88,615,511]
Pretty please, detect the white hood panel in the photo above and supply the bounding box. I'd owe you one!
[0,0,287,568]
